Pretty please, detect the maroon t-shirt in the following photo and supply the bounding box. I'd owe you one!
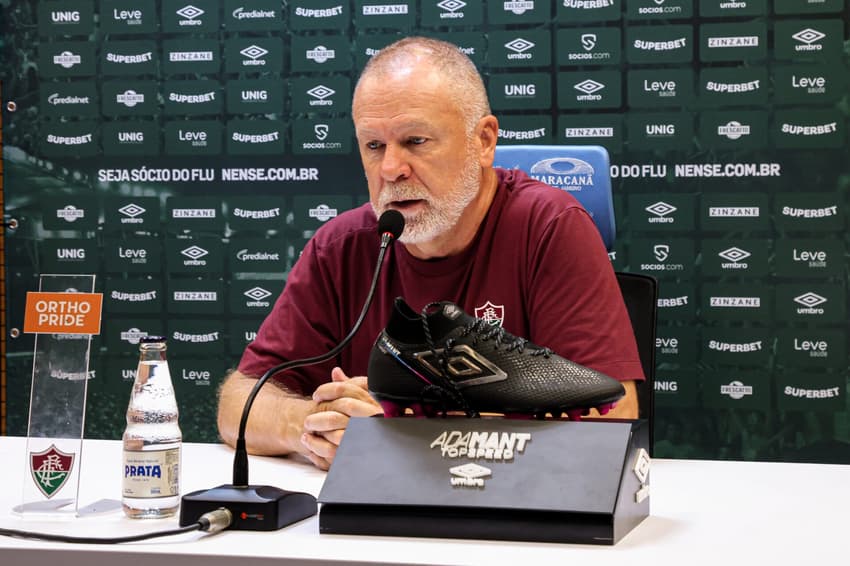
[239,168,644,395]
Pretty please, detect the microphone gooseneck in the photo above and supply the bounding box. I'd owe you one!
[232,210,405,486]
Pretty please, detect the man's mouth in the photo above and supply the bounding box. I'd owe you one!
[388,199,426,212]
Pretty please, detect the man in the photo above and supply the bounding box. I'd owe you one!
[218,37,644,470]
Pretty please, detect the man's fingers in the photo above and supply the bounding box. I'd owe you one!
[301,431,338,461]
[304,410,349,434]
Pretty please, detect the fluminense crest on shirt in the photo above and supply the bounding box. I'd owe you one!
[474,301,504,327]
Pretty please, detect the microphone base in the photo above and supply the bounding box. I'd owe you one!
[180,484,317,531]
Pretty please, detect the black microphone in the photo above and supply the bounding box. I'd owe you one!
[180,210,404,531]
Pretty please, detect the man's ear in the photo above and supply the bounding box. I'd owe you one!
[476,115,499,168]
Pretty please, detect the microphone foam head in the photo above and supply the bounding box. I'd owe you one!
[377,209,405,240]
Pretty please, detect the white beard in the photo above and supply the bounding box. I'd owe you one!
[372,148,482,244]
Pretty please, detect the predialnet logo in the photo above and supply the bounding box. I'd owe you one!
[645,201,677,223]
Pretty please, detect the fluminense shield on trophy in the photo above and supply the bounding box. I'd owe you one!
[30,444,75,499]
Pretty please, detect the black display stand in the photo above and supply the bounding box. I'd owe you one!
[319,417,650,545]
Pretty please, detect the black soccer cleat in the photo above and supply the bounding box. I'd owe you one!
[367,298,625,420]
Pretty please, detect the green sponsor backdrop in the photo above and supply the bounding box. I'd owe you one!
[1,1,848,464]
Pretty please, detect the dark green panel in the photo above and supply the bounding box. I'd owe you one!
[701,284,772,322]
[626,0,693,21]
[557,27,622,67]
[627,25,693,64]
[699,22,767,63]
[290,76,351,114]
[702,371,771,411]
[41,82,98,117]
[101,41,157,76]
[164,81,223,116]
[167,320,227,356]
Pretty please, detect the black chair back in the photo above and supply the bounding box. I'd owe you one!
[615,272,658,453]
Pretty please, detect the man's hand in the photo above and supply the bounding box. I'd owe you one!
[300,367,383,470]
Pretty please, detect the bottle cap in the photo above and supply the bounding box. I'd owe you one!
[139,335,167,344]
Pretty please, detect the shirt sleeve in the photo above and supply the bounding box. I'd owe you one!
[526,207,645,382]
[237,237,341,396]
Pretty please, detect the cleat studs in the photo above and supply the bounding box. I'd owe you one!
[566,409,583,421]
[379,401,405,417]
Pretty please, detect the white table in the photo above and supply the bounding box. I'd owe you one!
[1,436,847,565]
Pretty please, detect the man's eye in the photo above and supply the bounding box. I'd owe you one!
[365,141,384,150]
[408,137,427,145]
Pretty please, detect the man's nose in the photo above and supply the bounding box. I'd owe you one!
[381,144,411,182]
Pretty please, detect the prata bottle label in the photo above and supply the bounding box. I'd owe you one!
[122,448,180,498]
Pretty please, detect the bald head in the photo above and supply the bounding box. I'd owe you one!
[353,37,491,133]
